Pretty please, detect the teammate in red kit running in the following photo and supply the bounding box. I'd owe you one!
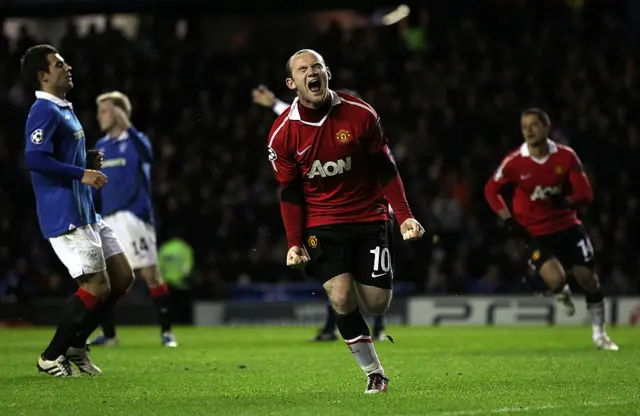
[485,108,618,351]
[267,49,425,393]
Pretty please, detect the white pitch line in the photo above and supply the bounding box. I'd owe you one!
[433,400,637,416]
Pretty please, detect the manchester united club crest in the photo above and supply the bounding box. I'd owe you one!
[555,165,564,174]
[335,129,352,145]
[307,235,318,249]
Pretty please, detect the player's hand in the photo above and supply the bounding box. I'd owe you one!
[86,150,104,170]
[286,245,310,268]
[400,218,425,241]
[252,85,276,108]
[504,217,528,239]
[82,169,108,189]
[113,106,132,129]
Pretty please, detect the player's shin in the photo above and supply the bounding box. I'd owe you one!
[585,291,606,338]
[72,288,127,348]
[42,288,101,361]
[149,282,172,333]
[336,307,384,376]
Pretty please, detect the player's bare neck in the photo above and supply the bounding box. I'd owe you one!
[41,86,66,101]
[108,126,126,139]
[527,141,549,159]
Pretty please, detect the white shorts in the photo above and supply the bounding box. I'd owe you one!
[49,220,125,279]
[103,211,158,270]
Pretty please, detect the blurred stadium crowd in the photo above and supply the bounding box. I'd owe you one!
[0,0,638,300]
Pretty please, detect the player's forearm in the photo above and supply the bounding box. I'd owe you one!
[484,181,511,219]
[279,182,305,248]
[372,151,413,223]
[380,174,413,224]
[25,152,85,181]
[273,99,290,116]
[567,172,594,205]
[127,126,153,162]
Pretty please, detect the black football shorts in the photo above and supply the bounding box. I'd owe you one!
[525,225,596,272]
[303,220,394,289]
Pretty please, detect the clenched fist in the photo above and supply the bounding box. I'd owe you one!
[400,218,425,241]
[252,85,276,108]
[82,170,108,190]
[286,245,310,268]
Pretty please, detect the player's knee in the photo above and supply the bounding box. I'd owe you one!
[539,259,567,292]
[106,253,135,292]
[323,276,357,315]
[77,271,111,300]
[573,266,601,293]
[118,271,136,292]
[136,266,163,288]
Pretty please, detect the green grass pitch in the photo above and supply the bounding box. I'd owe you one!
[0,326,639,415]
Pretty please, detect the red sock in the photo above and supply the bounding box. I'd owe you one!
[149,282,168,298]
[77,288,99,311]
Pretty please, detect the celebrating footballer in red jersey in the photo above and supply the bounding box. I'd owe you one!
[485,108,618,351]
[267,49,424,393]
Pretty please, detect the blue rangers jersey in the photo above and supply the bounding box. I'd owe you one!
[94,127,154,225]
[24,91,98,239]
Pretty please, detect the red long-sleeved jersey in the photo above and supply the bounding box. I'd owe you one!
[484,140,593,237]
[267,90,413,248]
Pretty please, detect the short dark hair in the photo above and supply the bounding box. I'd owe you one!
[521,107,551,126]
[21,44,58,90]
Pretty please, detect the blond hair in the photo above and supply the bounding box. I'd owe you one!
[96,91,132,117]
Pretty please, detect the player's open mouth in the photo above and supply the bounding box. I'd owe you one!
[308,79,322,93]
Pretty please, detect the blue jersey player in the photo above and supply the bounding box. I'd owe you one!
[252,85,389,343]
[22,45,135,377]
[89,91,177,348]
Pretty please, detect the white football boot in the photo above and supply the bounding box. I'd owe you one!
[66,345,103,375]
[594,334,619,351]
[37,355,78,377]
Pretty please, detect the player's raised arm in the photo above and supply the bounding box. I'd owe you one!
[98,92,153,163]
[267,115,307,260]
[564,147,593,206]
[252,85,290,116]
[25,105,86,181]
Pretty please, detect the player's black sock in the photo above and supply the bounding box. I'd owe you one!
[70,289,125,347]
[322,302,337,333]
[335,307,370,340]
[150,283,172,333]
[42,289,99,361]
[372,315,385,336]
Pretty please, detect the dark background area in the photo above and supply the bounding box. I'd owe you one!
[0,0,638,305]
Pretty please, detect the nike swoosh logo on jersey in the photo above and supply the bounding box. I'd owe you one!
[520,174,532,180]
[371,272,387,278]
[297,146,312,156]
